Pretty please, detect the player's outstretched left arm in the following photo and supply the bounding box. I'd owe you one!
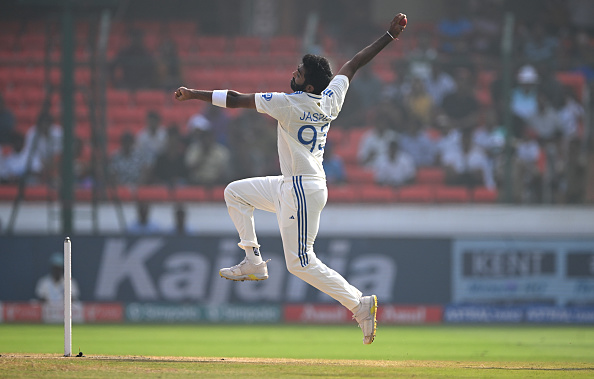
[175,87,256,109]
[336,13,407,82]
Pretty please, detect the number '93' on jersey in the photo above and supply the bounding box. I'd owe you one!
[255,75,349,179]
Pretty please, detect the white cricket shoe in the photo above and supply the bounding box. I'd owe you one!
[352,295,378,345]
[219,258,269,281]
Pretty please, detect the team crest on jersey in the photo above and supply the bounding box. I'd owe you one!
[262,93,273,101]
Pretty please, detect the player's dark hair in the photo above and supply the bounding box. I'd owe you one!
[302,54,333,95]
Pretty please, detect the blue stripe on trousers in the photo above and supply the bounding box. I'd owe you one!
[292,176,308,267]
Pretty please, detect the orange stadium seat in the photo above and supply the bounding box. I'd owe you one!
[20,89,47,108]
[134,90,168,109]
[0,185,18,201]
[415,167,445,185]
[174,186,208,202]
[359,184,397,202]
[231,37,262,57]
[74,69,91,86]
[269,36,300,53]
[14,108,38,128]
[556,72,586,101]
[19,33,46,50]
[208,186,226,202]
[12,68,45,87]
[327,184,359,203]
[108,108,145,125]
[107,89,133,107]
[107,186,134,202]
[0,34,15,50]
[472,187,498,203]
[171,34,195,55]
[434,186,470,203]
[196,36,228,58]
[136,186,172,202]
[3,90,22,110]
[75,187,93,202]
[397,185,434,203]
[345,165,374,184]
[24,185,57,201]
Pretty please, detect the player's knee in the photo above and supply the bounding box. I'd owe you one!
[286,259,307,277]
[223,183,237,203]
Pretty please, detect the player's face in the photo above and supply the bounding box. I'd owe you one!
[291,64,308,92]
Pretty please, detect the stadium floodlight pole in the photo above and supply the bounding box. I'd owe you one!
[500,12,515,203]
[64,237,72,357]
[60,3,75,235]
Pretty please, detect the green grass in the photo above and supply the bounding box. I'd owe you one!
[1,324,594,377]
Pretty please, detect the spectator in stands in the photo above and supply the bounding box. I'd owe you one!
[512,122,543,203]
[0,94,15,144]
[228,110,278,179]
[399,117,438,168]
[472,109,505,181]
[357,116,399,168]
[526,91,563,141]
[441,66,480,132]
[469,0,502,56]
[555,85,584,141]
[383,61,412,105]
[22,112,62,182]
[442,128,495,189]
[322,142,346,185]
[144,124,188,187]
[111,30,157,90]
[423,62,456,107]
[436,0,473,54]
[202,106,232,147]
[73,136,93,188]
[564,137,586,204]
[109,131,147,186]
[35,252,79,305]
[544,131,568,204]
[511,64,539,120]
[340,65,383,127]
[185,121,231,186]
[156,37,182,90]
[571,30,594,82]
[0,132,27,183]
[128,201,162,234]
[405,77,434,125]
[407,31,438,81]
[521,23,560,67]
[536,63,564,107]
[135,110,167,166]
[373,138,416,187]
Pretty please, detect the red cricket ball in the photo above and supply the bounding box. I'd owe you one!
[399,17,407,26]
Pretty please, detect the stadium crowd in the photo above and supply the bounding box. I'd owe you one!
[0,0,592,205]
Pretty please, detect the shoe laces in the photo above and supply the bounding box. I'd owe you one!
[230,257,248,270]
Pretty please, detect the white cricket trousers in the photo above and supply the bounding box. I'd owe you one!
[224,175,362,310]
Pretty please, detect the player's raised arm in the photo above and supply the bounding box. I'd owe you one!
[174,87,256,109]
[336,13,407,81]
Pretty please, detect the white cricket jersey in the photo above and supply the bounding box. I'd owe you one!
[255,75,349,179]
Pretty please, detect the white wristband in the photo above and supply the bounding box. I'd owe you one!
[212,90,228,108]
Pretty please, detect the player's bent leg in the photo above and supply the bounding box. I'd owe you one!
[224,176,281,250]
[222,176,282,281]
[285,256,376,344]
[285,256,362,310]
[351,295,378,345]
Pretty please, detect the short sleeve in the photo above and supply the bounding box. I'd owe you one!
[321,75,350,115]
[255,92,291,123]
